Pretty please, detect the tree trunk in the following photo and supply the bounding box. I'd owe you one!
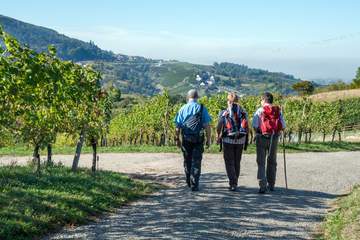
[160,133,165,146]
[331,129,336,142]
[139,130,143,145]
[304,132,308,143]
[323,132,326,142]
[151,133,155,145]
[309,129,312,143]
[91,138,97,173]
[298,130,302,144]
[72,130,85,171]
[33,145,40,174]
[47,144,52,166]
[288,131,292,143]
[338,131,342,142]
[100,135,107,147]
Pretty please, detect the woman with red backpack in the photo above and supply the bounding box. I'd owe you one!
[216,92,249,191]
[252,92,286,194]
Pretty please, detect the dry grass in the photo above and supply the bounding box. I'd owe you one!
[310,89,360,102]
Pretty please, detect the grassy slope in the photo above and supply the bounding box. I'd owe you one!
[310,89,360,102]
[319,185,360,240]
[1,142,360,157]
[0,165,155,240]
[156,62,198,87]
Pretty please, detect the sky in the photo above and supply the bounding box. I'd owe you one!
[1,0,360,81]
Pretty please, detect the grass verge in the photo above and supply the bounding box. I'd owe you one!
[1,141,360,157]
[0,164,155,240]
[318,185,360,240]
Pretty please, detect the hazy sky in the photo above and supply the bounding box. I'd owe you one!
[2,0,360,81]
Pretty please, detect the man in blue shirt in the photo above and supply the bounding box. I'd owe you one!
[174,89,212,191]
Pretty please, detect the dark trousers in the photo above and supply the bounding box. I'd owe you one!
[223,143,243,187]
[256,135,279,189]
[181,140,204,187]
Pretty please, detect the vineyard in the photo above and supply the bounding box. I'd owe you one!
[1,26,360,157]
[0,26,113,172]
[108,93,360,146]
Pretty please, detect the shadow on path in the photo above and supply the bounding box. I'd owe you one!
[48,173,337,240]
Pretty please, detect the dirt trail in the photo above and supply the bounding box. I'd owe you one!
[2,151,359,239]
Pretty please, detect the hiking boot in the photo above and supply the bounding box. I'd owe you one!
[186,178,191,188]
[258,188,267,194]
[229,185,237,191]
[268,184,275,192]
[191,186,199,192]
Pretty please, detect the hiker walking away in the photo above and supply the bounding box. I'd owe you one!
[174,89,212,191]
[216,92,249,191]
[253,92,286,194]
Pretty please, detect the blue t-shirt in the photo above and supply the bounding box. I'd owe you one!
[174,100,212,135]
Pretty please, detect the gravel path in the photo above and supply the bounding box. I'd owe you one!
[1,151,360,239]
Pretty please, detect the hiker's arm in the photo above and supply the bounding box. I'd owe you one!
[252,113,259,133]
[175,127,181,140]
[280,112,286,130]
[252,109,261,139]
[201,107,212,148]
[244,133,249,151]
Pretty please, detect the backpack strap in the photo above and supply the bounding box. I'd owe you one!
[196,104,204,124]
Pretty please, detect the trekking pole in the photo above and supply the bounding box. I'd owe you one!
[283,132,288,189]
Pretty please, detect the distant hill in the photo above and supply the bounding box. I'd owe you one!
[0,15,115,61]
[0,14,301,96]
[91,60,300,96]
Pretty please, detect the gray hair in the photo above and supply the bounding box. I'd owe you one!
[187,89,199,99]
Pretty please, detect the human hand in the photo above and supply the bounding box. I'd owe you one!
[176,139,182,148]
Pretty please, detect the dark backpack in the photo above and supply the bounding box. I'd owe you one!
[260,105,283,135]
[182,104,204,143]
[221,104,248,137]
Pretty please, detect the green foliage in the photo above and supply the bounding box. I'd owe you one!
[0,29,112,157]
[316,80,348,93]
[0,165,153,240]
[351,67,360,88]
[109,91,178,145]
[108,93,360,146]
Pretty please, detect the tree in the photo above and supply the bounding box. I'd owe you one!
[0,27,110,173]
[0,29,63,173]
[292,81,315,96]
[351,67,360,88]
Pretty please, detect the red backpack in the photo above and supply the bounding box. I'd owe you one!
[221,104,248,136]
[260,105,283,135]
